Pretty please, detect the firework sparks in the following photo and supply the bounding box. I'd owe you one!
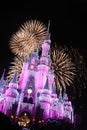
[6,56,24,83]
[51,43,76,92]
[7,43,76,91]
[10,20,47,57]
[8,20,76,94]
[5,19,87,102]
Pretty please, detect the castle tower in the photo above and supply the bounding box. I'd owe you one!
[19,51,39,90]
[39,20,51,65]
[0,69,5,84]
[36,21,51,89]
[28,50,39,70]
[19,56,30,90]
[39,76,52,119]
[58,87,64,119]
[17,75,35,117]
[63,92,73,122]
[50,83,58,119]
[47,70,55,90]
[4,71,19,116]
[0,69,8,94]
[0,70,8,112]
[9,71,18,89]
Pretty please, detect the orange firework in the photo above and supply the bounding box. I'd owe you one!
[10,20,47,57]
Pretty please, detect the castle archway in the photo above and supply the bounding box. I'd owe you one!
[28,97,33,104]
[23,97,28,103]
[18,111,31,127]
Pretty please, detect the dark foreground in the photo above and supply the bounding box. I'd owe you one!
[0,112,86,130]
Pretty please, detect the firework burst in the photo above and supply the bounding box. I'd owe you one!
[10,20,47,57]
[6,56,24,83]
[51,43,76,92]
[8,20,76,92]
[7,43,76,90]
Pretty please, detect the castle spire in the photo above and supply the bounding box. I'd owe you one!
[45,20,51,40]
[59,87,63,102]
[11,71,18,84]
[40,21,51,65]
[52,84,56,94]
[29,51,39,69]
[63,92,68,101]
[0,69,8,88]
[44,76,49,89]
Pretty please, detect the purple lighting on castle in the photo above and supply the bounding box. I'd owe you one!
[0,22,74,126]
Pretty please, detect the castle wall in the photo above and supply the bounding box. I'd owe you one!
[17,103,34,117]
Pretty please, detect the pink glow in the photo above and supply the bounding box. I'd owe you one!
[0,34,74,124]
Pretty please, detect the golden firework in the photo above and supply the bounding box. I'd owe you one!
[7,43,76,90]
[51,43,76,92]
[6,56,24,83]
[7,20,76,91]
[10,20,47,57]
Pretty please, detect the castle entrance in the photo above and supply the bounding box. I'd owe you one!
[18,111,31,127]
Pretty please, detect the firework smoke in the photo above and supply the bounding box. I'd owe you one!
[63,45,87,100]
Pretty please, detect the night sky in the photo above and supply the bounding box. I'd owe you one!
[0,1,87,129]
[0,1,87,76]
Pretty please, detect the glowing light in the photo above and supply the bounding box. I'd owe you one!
[15,115,18,119]
[18,113,30,127]
[42,119,44,123]
[24,113,27,116]
[30,65,34,69]
[32,118,35,122]
[27,88,32,94]
[38,120,41,123]
[10,115,14,119]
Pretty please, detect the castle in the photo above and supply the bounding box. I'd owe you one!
[0,25,74,125]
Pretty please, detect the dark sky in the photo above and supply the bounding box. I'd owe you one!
[0,1,87,76]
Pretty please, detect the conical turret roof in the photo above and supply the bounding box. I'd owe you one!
[11,71,18,84]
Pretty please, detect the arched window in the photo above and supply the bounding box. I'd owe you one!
[28,97,33,104]
[23,97,28,103]
[25,75,35,92]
